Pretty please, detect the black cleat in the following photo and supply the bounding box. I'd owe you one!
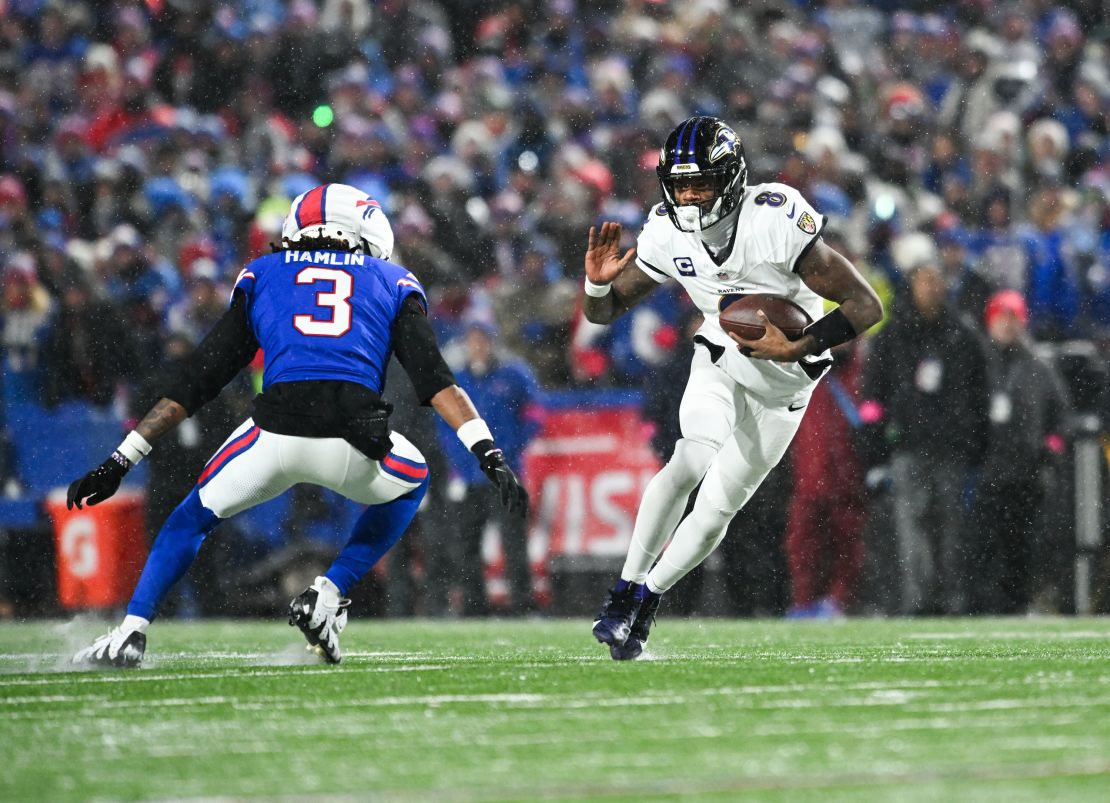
[73,628,147,669]
[610,586,662,661]
[592,582,641,647]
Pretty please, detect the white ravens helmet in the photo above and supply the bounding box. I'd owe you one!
[282,183,394,259]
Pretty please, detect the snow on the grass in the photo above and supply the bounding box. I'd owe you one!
[0,616,115,674]
[254,644,321,666]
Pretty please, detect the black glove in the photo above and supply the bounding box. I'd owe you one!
[66,452,130,510]
[471,439,529,515]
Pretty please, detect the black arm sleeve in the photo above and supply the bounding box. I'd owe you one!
[392,295,457,405]
[160,290,260,415]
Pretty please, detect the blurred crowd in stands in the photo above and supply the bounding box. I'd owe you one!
[1,0,1109,617]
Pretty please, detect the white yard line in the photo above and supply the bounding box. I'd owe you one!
[8,683,1108,716]
[906,630,1110,640]
[0,662,453,687]
[0,694,109,704]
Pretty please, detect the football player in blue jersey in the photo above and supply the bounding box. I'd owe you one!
[67,183,527,668]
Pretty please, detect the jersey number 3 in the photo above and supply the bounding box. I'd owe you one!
[293,267,353,337]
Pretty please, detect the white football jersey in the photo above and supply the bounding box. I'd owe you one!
[635,182,829,403]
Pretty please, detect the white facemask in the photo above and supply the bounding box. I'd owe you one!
[674,205,703,232]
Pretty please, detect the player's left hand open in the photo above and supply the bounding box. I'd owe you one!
[66,453,130,510]
[472,441,529,515]
[728,310,805,362]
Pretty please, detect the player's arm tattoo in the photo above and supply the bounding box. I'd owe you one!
[795,240,883,352]
[429,385,481,432]
[135,398,188,444]
[582,267,660,325]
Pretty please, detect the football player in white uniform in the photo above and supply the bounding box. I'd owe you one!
[585,117,882,659]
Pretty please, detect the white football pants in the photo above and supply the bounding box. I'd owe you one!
[195,418,427,519]
[621,346,810,593]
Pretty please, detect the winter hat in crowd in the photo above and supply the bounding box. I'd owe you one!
[984,289,1029,328]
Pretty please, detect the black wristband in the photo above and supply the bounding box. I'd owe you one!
[470,439,497,458]
[803,307,857,354]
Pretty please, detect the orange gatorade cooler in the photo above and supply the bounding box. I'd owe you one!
[45,489,148,610]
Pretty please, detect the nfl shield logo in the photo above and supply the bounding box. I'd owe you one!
[716,270,729,280]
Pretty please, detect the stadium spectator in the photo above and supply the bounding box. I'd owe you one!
[0,253,52,493]
[380,358,456,617]
[132,333,244,618]
[1,254,52,396]
[863,255,990,615]
[165,259,229,344]
[437,318,541,615]
[783,343,868,619]
[967,186,1028,295]
[0,176,34,254]
[40,271,134,408]
[1023,183,1082,339]
[968,290,1073,614]
[936,230,992,325]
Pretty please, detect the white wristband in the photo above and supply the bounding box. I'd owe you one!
[457,418,494,450]
[116,430,152,466]
[584,278,612,298]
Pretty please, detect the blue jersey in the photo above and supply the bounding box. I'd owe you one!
[232,249,427,393]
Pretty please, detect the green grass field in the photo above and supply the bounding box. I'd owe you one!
[1,618,1109,802]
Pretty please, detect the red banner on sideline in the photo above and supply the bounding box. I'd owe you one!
[524,406,661,561]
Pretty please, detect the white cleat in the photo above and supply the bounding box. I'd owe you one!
[73,627,146,669]
[288,576,349,664]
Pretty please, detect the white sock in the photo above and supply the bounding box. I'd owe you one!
[122,614,150,634]
[314,576,341,601]
[621,441,716,583]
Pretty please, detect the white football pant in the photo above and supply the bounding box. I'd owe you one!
[621,346,811,592]
[196,418,427,519]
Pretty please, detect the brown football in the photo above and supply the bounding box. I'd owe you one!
[719,294,813,341]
